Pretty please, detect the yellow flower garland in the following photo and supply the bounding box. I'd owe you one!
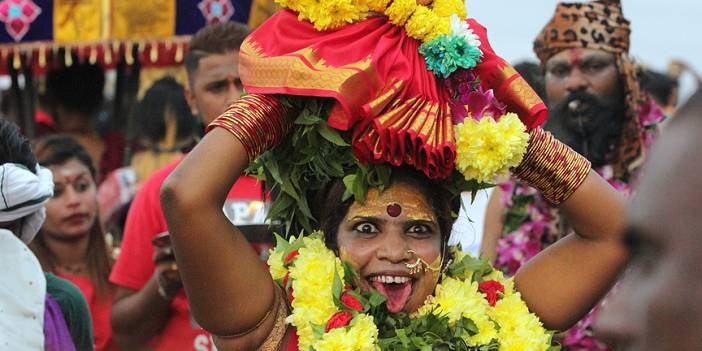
[273,0,463,43]
[269,234,553,350]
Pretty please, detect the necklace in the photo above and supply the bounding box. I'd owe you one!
[268,232,555,350]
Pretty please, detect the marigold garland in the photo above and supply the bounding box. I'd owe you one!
[273,0,479,77]
[268,234,555,350]
[385,0,418,26]
[432,0,467,18]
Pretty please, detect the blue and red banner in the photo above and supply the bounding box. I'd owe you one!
[0,0,253,72]
[0,0,251,44]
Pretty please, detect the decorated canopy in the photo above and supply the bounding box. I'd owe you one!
[0,0,252,73]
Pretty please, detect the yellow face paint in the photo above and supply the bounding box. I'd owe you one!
[346,186,437,224]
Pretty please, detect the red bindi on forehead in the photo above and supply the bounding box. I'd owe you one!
[567,48,585,66]
[386,203,402,217]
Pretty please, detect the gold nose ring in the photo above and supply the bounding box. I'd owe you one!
[405,249,441,275]
[405,250,423,275]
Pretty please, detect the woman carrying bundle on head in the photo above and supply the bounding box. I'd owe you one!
[161,1,628,350]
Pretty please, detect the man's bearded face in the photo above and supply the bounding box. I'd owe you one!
[543,48,626,167]
[544,89,625,166]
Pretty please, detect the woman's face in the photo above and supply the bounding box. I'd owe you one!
[336,182,442,314]
[43,158,98,240]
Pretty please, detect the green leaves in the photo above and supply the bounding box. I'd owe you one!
[448,253,494,282]
[249,97,359,233]
[376,311,493,350]
[248,96,395,234]
[319,122,349,146]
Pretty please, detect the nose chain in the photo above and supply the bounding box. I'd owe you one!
[405,249,442,275]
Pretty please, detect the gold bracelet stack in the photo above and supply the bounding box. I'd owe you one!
[206,94,292,163]
[513,127,592,205]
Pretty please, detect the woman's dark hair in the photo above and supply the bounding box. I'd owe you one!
[31,135,113,295]
[313,167,460,256]
[132,77,195,146]
[45,62,105,116]
[0,118,37,171]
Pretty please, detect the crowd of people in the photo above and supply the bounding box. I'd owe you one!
[1,1,701,350]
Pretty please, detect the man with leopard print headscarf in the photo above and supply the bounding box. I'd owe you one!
[481,1,665,349]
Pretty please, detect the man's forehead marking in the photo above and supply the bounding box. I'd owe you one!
[549,49,614,65]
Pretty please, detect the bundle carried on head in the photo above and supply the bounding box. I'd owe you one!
[210,0,550,232]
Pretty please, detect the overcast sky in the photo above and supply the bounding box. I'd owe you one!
[469,0,701,98]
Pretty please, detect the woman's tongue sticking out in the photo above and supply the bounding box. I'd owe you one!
[373,279,412,313]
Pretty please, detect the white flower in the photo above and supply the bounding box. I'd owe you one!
[450,14,482,49]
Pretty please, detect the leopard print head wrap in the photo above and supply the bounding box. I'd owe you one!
[534,0,646,178]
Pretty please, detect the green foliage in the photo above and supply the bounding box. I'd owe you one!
[248,97,393,234]
[376,311,499,351]
[448,252,494,283]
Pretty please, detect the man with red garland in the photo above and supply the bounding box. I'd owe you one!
[481,1,665,349]
[109,22,264,351]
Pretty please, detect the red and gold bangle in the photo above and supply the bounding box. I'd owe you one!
[206,94,293,163]
[513,127,592,205]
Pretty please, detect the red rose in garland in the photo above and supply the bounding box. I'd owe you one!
[341,293,364,312]
[325,311,353,332]
[479,280,505,307]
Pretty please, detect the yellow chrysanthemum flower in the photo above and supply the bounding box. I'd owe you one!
[277,0,368,31]
[267,249,287,280]
[454,113,529,183]
[288,236,346,350]
[314,314,380,351]
[405,6,442,42]
[385,0,417,26]
[431,277,497,346]
[367,0,391,12]
[422,17,451,43]
[489,293,551,351]
[431,0,467,18]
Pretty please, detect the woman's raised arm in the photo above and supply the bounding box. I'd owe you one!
[512,128,629,331]
[515,171,627,330]
[161,95,292,338]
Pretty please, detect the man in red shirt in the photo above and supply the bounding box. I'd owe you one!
[110,22,255,351]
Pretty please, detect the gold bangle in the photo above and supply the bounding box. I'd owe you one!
[207,94,293,163]
[513,127,592,204]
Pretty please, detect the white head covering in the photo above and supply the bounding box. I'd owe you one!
[0,163,54,244]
